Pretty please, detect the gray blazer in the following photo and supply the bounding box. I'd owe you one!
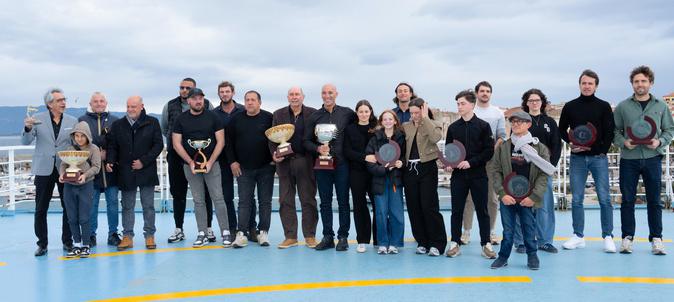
[21,112,77,176]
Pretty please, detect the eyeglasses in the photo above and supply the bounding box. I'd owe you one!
[510,119,530,125]
[179,86,193,90]
[527,99,542,103]
[54,98,67,102]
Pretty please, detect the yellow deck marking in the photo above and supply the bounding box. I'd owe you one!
[0,262,6,266]
[91,276,531,302]
[578,276,674,284]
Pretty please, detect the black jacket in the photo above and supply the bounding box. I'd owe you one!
[79,111,119,189]
[344,122,376,172]
[107,109,163,190]
[269,105,317,177]
[303,104,356,162]
[558,94,614,155]
[366,129,406,195]
[528,113,562,166]
[445,114,494,178]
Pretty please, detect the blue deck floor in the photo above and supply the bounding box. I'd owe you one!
[0,209,673,301]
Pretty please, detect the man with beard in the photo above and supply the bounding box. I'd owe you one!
[392,82,417,124]
[172,88,231,247]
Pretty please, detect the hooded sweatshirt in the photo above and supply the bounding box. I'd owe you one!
[59,121,101,185]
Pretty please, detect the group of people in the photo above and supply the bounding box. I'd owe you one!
[24,65,671,270]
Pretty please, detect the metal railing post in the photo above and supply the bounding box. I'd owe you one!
[6,149,16,215]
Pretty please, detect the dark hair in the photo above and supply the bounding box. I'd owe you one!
[217,81,235,92]
[578,69,599,85]
[520,88,548,114]
[244,90,261,102]
[408,98,435,119]
[182,77,197,86]
[474,81,492,93]
[630,65,654,83]
[392,82,418,105]
[455,90,477,103]
[378,110,402,133]
[354,99,377,133]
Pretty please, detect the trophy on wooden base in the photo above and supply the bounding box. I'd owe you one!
[58,150,90,183]
[188,139,211,173]
[313,124,338,170]
[265,124,296,158]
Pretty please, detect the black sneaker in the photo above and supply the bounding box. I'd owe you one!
[527,254,540,270]
[34,246,48,257]
[107,233,122,246]
[206,229,217,243]
[515,244,526,254]
[336,238,348,251]
[66,247,81,258]
[315,236,335,251]
[80,247,90,258]
[490,257,508,269]
[247,229,259,243]
[538,243,558,254]
[193,232,208,248]
[89,236,97,247]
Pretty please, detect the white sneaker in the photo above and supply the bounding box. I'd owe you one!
[604,236,617,253]
[167,228,184,243]
[416,246,427,254]
[428,247,440,257]
[388,246,399,254]
[356,244,366,253]
[257,230,270,247]
[446,242,460,257]
[562,234,586,250]
[482,242,497,259]
[652,238,667,255]
[490,230,500,245]
[377,246,388,254]
[619,237,633,254]
[461,229,471,244]
[232,231,248,248]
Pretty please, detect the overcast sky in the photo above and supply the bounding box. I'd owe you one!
[1,0,673,114]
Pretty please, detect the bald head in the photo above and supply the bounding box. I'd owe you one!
[126,96,144,120]
[320,83,338,109]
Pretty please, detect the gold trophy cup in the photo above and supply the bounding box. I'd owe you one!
[58,150,90,183]
[188,139,211,173]
[265,124,296,158]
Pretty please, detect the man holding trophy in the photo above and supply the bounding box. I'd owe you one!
[172,88,232,248]
[559,70,616,253]
[23,87,77,256]
[303,84,355,251]
[268,87,319,249]
[613,66,673,255]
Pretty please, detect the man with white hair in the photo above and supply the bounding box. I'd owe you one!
[23,87,77,257]
[78,92,121,247]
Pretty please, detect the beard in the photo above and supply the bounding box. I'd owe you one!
[191,105,204,113]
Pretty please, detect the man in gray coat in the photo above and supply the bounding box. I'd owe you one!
[22,87,78,256]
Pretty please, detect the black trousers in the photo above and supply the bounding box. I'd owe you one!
[450,174,490,245]
[350,168,376,245]
[219,161,238,231]
[404,161,447,252]
[167,148,213,229]
[34,167,72,248]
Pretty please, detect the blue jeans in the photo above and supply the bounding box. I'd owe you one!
[90,186,119,236]
[619,156,663,241]
[236,164,275,233]
[316,161,350,238]
[569,154,613,238]
[499,202,537,259]
[64,182,95,246]
[514,177,555,246]
[374,177,404,247]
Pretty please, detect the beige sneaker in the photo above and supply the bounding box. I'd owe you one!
[446,241,460,258]
[482,242,497,259]
[277,238,298,249]
[232,231,248,248]
[461,229,471,244]
[305,237,318,248]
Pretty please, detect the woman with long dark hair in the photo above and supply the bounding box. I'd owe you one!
[344,100,378,253]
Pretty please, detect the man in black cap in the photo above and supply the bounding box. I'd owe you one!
[171,88,232,247]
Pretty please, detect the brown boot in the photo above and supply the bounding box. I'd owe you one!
[145,236,157,249]
[117,235,133,251]
[277,238,298,249]
[305,237,318,249]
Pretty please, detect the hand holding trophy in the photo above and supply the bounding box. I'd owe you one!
[58,151,90,183]
[188,138,211,173]
[265,124,295,158]
[313,124,338,170]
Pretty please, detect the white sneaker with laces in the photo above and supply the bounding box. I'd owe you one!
[562,234,586,250]
[619,237,633,254]
[482,242,497,259]
[377,246,388,254]
[446,241,460,257]
[257,230,270,247]
[604,236,617,253]
[388,246,399,254]
[232,231,248,248]
[652,238,667,255]
[416,246,427,254]
[428,247,440,257]
[356,244,366,253]
[461,229,471,244]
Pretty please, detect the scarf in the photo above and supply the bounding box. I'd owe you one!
[511,132,557,176]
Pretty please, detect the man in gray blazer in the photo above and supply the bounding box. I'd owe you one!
[22,87,78,256]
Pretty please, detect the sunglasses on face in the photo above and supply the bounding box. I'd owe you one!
[179,86,192,90]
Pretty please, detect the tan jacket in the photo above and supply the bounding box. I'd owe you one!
[402,117,442,163]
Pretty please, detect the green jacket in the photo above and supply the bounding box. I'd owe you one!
[490,139,550,208]
[613,94,674,159]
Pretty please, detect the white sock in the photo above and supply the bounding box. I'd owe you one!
[74,242,82,248]
[222,230,230,236]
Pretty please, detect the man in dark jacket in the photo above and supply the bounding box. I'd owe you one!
[107,96,163,251]
[270,87,319,249]
[79,92,121,247]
